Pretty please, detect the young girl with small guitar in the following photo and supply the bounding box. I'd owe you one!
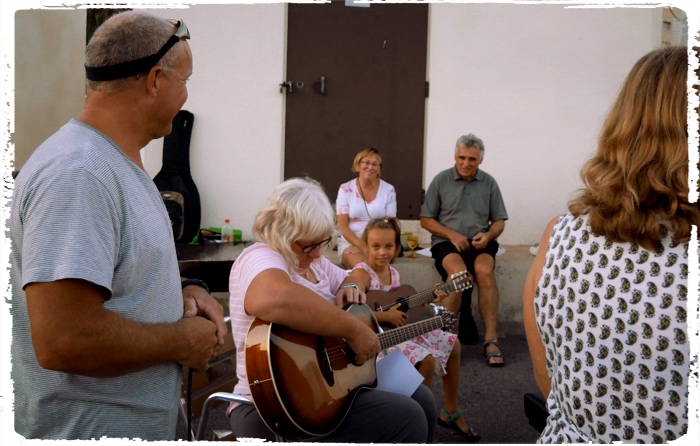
[349,217,480,442]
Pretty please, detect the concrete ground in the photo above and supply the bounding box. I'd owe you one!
[176,333,544,443]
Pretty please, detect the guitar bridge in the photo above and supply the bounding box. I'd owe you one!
[316,336,335,387]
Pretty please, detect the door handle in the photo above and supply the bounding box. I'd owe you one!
[312,76,326,96]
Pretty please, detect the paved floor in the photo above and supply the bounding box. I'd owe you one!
[177,333,544,443]
[431,334,543,443]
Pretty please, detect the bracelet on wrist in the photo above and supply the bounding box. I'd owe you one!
[341,283,359,291]
[181,278,210,294]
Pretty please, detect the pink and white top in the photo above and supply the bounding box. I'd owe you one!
[336,179,396,244]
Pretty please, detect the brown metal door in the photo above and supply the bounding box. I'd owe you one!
[284,1,428,219]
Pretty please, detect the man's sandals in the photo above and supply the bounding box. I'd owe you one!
[483,339,505,367]
[437,408,481,442]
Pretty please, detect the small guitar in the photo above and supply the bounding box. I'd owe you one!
[368,270,472,325]
[245,303,455,440]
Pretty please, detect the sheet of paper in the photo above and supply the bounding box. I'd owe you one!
[416,247,432,257]
[375,348,424,397]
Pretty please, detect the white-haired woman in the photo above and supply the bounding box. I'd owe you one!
[227,177,435,442]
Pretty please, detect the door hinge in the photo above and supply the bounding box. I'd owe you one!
[279,81,293,94]
[425,81,429,98]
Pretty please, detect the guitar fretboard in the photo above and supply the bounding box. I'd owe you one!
[378,316,444,350]
[407,285,450,307]
[378,277,468,313]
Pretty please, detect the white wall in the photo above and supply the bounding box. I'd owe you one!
[424,4,665,244]
[12,9,86,169]
[140,3,688,245]
[7,2,698,245]
[141,4,287,241]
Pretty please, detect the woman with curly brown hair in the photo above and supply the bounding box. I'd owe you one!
[524,45,699,443]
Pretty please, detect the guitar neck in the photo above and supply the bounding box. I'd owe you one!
[378,316,444,350]
[405,282,454,309]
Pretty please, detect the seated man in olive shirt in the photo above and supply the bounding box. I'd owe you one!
[421,133,508,367]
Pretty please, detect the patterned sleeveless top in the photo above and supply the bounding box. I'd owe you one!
[353,262,401,291]
[534,213,689,443]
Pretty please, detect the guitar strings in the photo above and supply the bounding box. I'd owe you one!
[318,317,446,362]
[378,288,436,312]
[321,278,464,362]
[377,274,470,312]
[377,284,449,312]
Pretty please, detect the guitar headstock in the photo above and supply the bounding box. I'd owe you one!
[448,270,473,292]
[431,305,456,331]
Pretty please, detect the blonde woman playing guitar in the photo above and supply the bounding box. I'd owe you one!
[227,178,436,442]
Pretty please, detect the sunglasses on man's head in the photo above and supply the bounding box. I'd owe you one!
[85,19,190,82]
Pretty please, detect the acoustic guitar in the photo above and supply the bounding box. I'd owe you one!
[245,303,455,440]
[368,270,472,326]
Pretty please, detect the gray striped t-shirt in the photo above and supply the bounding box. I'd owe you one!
[10,119,183,440]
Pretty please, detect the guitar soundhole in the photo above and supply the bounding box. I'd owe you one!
[397,297,409,313]
[316,336,335,386]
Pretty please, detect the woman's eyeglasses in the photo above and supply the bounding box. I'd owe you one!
[297,237,333,253]
[361,160,380,168]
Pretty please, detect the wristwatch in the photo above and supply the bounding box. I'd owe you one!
[181,278,210,294]
[341,283,359,290]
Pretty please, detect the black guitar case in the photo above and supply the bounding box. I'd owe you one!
[153,110,201,243]
[524,393,549,433]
